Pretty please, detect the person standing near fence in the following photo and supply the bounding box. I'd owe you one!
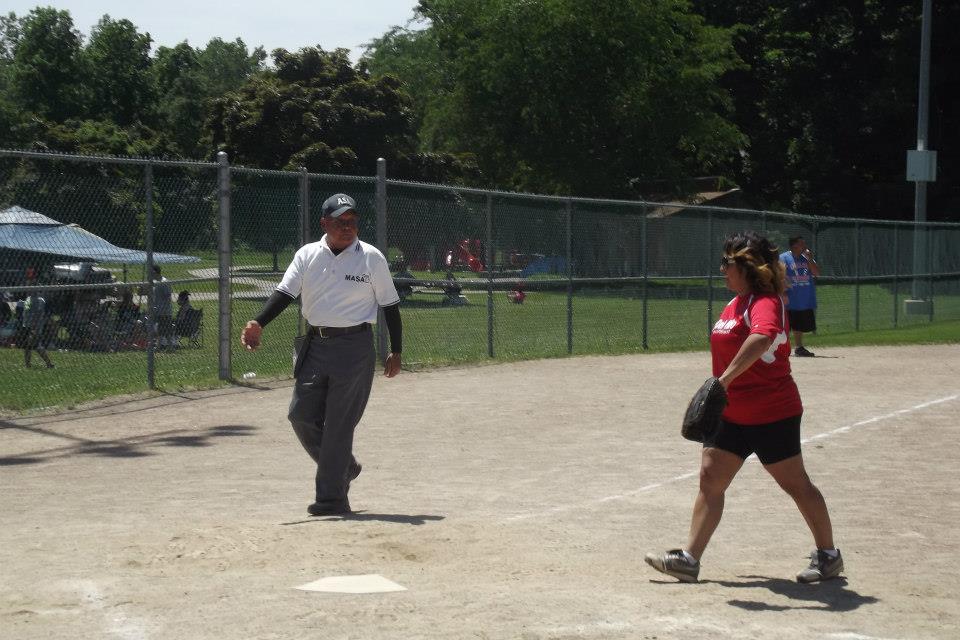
[0,292,11,327]
[645,231,842,584]
[19,269,54,369]
[151,265,174,350]
[240,193,403,516]
[780,236,821,357]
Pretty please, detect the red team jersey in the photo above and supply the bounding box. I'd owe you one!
[710,293,802,425]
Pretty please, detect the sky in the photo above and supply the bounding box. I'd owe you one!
[7,1,424,60]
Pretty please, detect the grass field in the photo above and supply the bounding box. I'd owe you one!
[1,281,958,414]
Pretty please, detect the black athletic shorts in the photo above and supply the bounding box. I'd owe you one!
[788,309,816,333]
[703,414,802,465]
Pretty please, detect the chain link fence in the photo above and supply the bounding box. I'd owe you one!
[2,149,958,412]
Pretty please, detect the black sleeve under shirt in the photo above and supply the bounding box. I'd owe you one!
[254,290,296,327]
[382,303,402,353]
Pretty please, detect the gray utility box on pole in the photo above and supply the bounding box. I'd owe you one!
[906,149,937,182]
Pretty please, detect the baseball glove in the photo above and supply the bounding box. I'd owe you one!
[681,377,727,442]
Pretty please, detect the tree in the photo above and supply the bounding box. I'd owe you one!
[208,46,475,179]
[361,22,444,151]
[152,38,265,158]
[196,37,266,99]
[10,7,86,122]
[152,42,207,157]
[690,0,960,220]
[0,12,22,146]
[364,0,745,198]
[83,15,154,126]
[0,11,19,59]
[207,46,476,256]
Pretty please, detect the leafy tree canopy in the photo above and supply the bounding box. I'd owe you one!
[364,0,745,198]
[10,7,86,122]
[208,46,476,181]
[690,0,959,219]
[1,3,956,219]
[152,38,266,157]
[83,15,155,126]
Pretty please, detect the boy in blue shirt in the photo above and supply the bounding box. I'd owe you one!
[780,236,821,357]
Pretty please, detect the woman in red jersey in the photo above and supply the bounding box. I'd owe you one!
[645,231,842,584]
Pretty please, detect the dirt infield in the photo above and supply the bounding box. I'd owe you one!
[2,344,959,639]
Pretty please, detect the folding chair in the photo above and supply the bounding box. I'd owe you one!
[176,307,203,348]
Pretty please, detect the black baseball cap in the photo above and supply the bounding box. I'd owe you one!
[321,193,357,218]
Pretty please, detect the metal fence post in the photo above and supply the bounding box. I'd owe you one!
[706,209,714,341]
[927,223,934,322]
[486,194,494,358]
[375,158,388,361]
[641,204,649,350]
[298,167,309,337]
[566,199,573,354]
[811,218,820,329]
[893,223,899,327]
[144,164,155,389]
[854,221,861,331]
[300,167,310,246]
[217,151,232,381]
[376,158,387,250]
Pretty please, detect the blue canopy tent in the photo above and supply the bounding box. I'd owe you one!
[0,205,199,284]
[1,205,199,264]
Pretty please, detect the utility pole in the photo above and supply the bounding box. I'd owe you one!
[905,0,937,314]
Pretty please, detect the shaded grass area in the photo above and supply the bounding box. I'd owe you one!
[2,284,958,413]
[806,320,960,348]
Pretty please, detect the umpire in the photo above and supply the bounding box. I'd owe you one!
[241,193,402,516]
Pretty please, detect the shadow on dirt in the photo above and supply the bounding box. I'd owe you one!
[711,575,878,611]
[0,423,257,466]
[281,512,446,526]
[0,387,288,429]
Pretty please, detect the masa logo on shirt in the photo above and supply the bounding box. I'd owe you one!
[344,272,370,284]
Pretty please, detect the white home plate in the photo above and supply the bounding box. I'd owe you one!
[295,574,407,594]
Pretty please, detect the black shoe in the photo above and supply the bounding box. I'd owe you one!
[348,460,362,485]
[794,346,815,357]
[307,500,351,516]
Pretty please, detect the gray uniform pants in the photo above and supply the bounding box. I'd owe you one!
[288,330,375,504]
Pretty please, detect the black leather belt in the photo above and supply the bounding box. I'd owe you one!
[307,323,370,338]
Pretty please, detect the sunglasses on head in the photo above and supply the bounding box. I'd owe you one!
[720,256,737,269]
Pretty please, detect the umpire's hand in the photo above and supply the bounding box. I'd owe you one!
[241,320,262,350]
[384,352,401,378]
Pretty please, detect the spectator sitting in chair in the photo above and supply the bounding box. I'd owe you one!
[115,290,140,331]
[393,261,414,302]
[175,290,195,332]
[442,271,464,305]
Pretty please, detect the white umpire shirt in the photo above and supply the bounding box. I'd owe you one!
[277,235,400,327]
